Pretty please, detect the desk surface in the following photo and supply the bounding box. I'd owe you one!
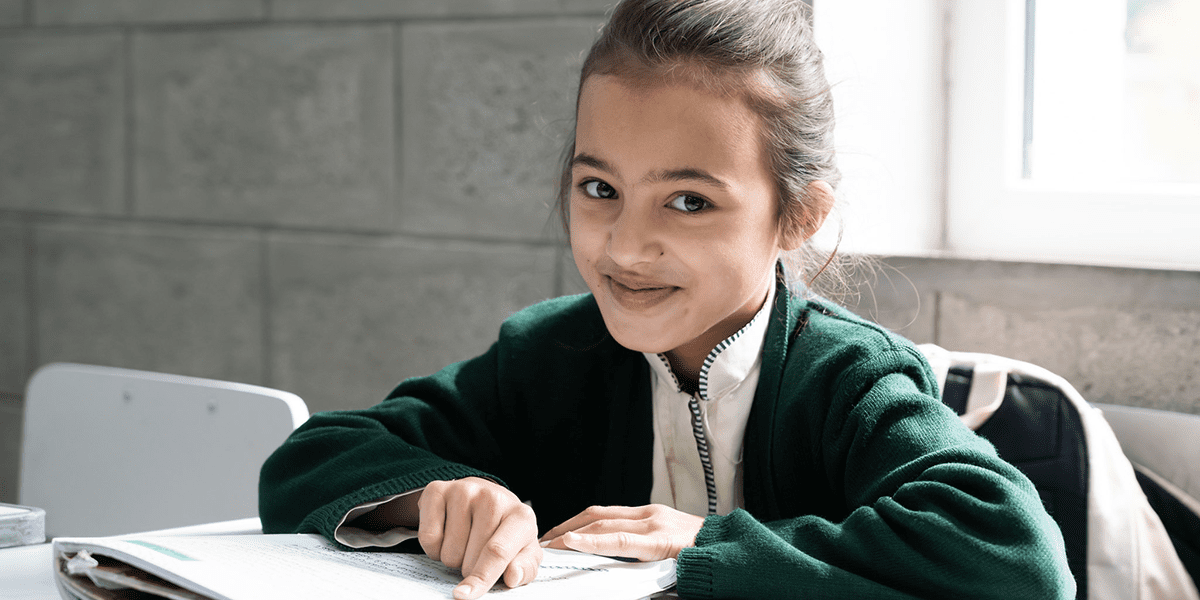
[0,542,54,600]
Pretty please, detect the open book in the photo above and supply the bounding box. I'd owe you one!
[52,533,677,600]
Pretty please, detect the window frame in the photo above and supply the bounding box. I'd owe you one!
[946,0,1200,271]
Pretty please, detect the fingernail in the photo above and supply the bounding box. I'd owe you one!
[539,540,551,547]
[511,567,524,584]
[453,583,475,599]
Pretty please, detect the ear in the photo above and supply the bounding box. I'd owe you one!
[779,180,835,251]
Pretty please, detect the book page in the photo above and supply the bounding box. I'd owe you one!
[55,534,675,600]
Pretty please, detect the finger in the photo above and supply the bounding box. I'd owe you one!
[453,574,490,600]
[503,541,543,588]
[417,487,447,561]
[539,505,644,541]
[459,506,503,577]
[460,511,536,592]
[561,531,668,562]
[572,518,653,536]
[541,515,649,551]
[440,491,472,569]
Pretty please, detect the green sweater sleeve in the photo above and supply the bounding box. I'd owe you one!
[258,294,650,542]
[257,341,514,541]
[676,344,1074,599]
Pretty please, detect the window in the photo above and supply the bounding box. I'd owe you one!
[816,0,1200,270]
[948,0,1200,269]
[1026,0,1200,184]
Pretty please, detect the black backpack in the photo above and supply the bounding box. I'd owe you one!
[919,344,1200,600]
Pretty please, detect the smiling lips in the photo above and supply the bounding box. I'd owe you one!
[606,274,679,311]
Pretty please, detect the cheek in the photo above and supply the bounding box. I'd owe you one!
[700,224,781,284]
[569,203,604,259]
[569,219,600,279]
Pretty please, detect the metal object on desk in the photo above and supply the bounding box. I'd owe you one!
[0,502,46,549]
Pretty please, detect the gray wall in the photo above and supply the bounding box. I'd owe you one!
[3,1,1199,506]
[840,257,1200,416]
[0,0,611,504]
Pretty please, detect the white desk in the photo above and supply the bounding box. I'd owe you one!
[0,518,262,600]
[0,542,54,600]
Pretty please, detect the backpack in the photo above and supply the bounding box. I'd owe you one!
[918,344,1200,600]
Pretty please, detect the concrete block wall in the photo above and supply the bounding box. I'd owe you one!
[841,257,1200,415]
[3,0,1199,506]
[0,0,612,503]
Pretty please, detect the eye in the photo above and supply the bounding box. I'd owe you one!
[581,180,617,199]
[667,194,711,213]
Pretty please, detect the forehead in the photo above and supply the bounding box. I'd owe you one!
[575,75,769,181]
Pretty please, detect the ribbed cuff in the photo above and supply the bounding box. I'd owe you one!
[675,512,734,599]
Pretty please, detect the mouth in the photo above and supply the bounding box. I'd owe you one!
[605,275,679,311]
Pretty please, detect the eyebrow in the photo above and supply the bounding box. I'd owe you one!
[570,152,730,191]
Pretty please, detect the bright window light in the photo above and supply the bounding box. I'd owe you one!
[1027,0,1200,185]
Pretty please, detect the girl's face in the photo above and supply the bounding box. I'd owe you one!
[570,75,788,365]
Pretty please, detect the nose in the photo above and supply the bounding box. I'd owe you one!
[606,202,662,267]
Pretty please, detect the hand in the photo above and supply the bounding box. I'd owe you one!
[539,504,705,561]
[417,477,542,600]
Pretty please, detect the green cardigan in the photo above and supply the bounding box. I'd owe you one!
[259,282,1074,599]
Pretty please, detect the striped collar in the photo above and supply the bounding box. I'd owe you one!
[644,282,776,402]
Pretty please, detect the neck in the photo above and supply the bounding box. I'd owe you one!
[663,278,773,392]
[664,351,702,394]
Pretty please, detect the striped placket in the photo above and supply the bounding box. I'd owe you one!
[687,393,719,515]
[670,324,756,514]
[645,283,775,517]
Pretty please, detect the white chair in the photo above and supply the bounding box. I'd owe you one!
[1093,403,1200,516]
[19,363,308,538]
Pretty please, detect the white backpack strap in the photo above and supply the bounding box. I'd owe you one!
[959,359,1007,431]
[916,344,1007,431]
[917,343,951,392]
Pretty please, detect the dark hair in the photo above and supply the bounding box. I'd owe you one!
[557,0,844,293]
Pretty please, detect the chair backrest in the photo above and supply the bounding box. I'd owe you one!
[1093,403,1200,508]
[19,363,308,538]
[1093,402,1200,584]
[918,345,1199,600]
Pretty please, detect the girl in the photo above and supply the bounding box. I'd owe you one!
[259,1,1074,598]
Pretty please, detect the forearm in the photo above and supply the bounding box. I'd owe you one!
[258,345,513,537]
[677,463,1073,600]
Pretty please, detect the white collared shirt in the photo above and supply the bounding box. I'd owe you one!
[645,283,774,517]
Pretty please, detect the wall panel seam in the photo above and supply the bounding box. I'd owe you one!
[391,22,401,232]
[23,215,38,382]
[124,29,135,216]
[260,230,273,388]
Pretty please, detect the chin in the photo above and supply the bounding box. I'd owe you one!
[607,324,683,357]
